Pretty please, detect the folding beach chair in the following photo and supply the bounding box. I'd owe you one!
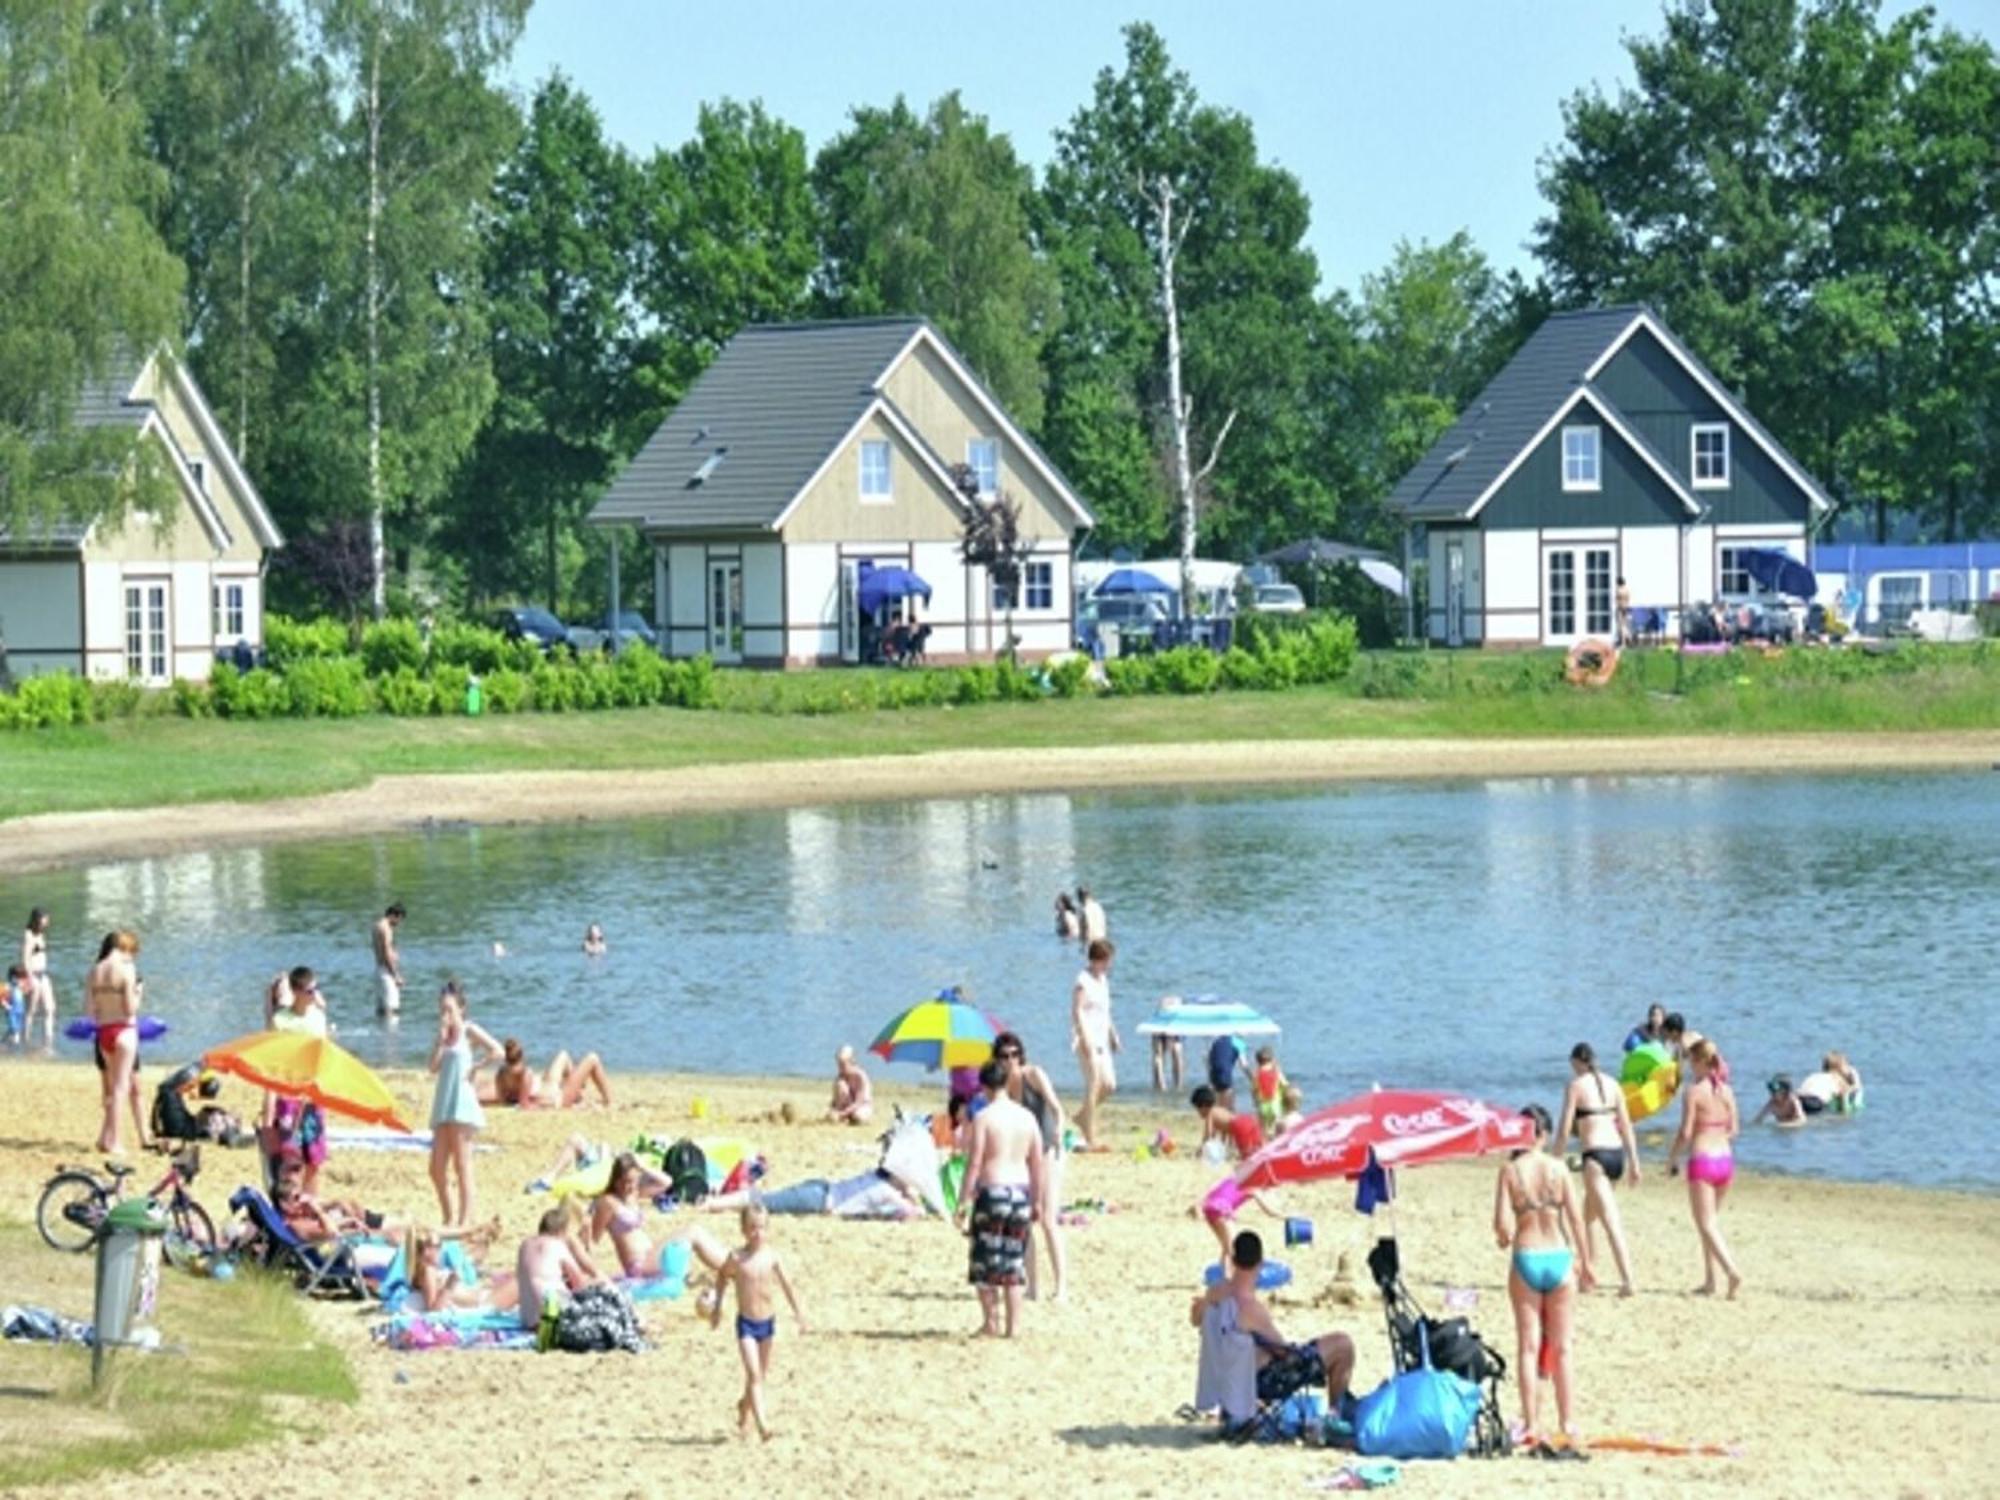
[228,1186,377,1300]
[1182,1296,1326,1444]
[1368,1237,1510,1458]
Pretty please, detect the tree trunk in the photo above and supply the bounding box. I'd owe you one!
[1154,179,1198,621]
[237,183,253,463]
[365,20,386,619]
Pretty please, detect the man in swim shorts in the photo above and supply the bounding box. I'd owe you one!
[516,1206,601,1333]
[1190,1230,1354,1410]
[372,903,405,1020]
[955,1058,1044,1338]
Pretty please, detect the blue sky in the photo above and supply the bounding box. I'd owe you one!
[511,0,1995,297]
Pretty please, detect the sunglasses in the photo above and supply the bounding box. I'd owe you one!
[997,1049,1022,1060]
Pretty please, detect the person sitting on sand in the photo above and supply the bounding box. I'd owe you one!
[1190,1230,1354,1412]
[827,1045,873,1124]
[1754,1075,1807,1128]
[410,1228,519,1313]
[582,924,607,957]
[587,1152,737,1278]
[1191,1085,1264,1163]
[710,1204,807,1442]
[481,1038,613,1109]
[518,1206,604,1331]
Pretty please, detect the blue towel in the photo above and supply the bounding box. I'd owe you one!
[1355,1156,1395,1216]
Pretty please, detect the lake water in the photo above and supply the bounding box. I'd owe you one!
[8,772,1996,1191]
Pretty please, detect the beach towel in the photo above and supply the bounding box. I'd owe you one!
[372,1307,533,1352]
[1587,1435,1742,1458]
[376,1239,480,1309]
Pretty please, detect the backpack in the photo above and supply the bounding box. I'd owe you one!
[553,1283,645,1353]
[660,1138,709,1205]
[1405,1315,1503,1387]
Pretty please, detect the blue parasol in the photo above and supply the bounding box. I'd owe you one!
[1740,548,1817,600]
[1096,567,1175,597]
[857,565,931,614]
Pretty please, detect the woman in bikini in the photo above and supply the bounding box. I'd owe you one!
[1556,1042,1641,1296]
[587,1152,728,1278]
[1666,1038,1742,1298]
[1493,1104,1594,1456]
[20,907,54,1052]
[481,1038,613,1109]
[86,931,150,1155]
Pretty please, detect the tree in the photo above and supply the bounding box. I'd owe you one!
[813,93,1059,425]
[956,466,1031,663]
[442,75,649,610]
[640,99,818,405]
[1040,24,1324,564]
[0,0,184,538]
[307,0,527,614]
[1534,0,1999,539]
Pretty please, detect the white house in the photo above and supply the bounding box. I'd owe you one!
[1387,306,1833,647]
[587,318,1095,665]
[0,348,283,683]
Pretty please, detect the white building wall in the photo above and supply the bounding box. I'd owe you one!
[741,541,784,661]
[171,560,212,679]
[82,561,128,678]
[911,541,968,659]
[1685,525,1716,604]
[1482,530,1541,644]
[784,542,839,663]
[0,560,83,676]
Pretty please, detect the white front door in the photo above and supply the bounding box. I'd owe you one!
[838,560,860,663]
[124,580,170,684]
[1445,540,1465,647]
[1544,546,1614,644]
[706,560,743,663]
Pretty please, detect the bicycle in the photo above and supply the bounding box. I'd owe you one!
[36,1145,219,1269]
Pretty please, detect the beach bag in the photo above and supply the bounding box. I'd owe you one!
[1355,1326,1482,1460]
[553,1283,644,1354]
[661,1139,709,1205]
[1402,1315,1502,1386]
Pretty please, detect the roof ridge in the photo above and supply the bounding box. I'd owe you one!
[738,315,931,335]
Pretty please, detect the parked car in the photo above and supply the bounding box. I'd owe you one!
[1076,593,1171,652]
[490,605,572,653]
[1248,583,1307,615]
[595,610,658,652]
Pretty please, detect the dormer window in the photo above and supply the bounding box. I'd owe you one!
[859,440,892,503]
[1691,423,1730,488]
[967,438,998,498]
[1561,425,1600,492]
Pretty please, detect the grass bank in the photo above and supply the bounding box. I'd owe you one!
[1,646,1997,823]
[0,1224,355,1490]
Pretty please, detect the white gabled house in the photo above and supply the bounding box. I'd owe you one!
[1387,306,1833,647]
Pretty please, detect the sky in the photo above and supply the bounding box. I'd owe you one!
[510,0,1997,298]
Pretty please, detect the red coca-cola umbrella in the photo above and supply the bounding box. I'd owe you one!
[1235,1087,1533,1190]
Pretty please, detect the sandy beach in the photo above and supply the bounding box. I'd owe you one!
[2,1060,1995,1498]
[6,729,1999,870]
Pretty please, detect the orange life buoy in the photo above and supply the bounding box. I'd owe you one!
[1564,638,1620,687]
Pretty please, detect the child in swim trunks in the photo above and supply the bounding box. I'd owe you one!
[4,964,27,1049]
[710,1204,806,1441]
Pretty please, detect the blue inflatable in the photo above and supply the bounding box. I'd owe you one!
[1204,1258,1292,1291]
[65,1015,169,1043]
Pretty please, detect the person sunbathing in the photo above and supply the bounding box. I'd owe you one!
[587,1151,730,1277]
[702,1168,926,1221]
[272,1160,499,1255]
[410,1228,518,1313]
[481,1037,614,1108]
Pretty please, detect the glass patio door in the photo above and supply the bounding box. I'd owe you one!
[706,560,743,662]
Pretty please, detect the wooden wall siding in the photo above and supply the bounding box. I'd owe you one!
[1481,419,1688,529]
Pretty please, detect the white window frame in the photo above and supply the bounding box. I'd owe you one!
[124,580,170,684]
[1024,559,1053,611]
[858,440,892,504]
[1560,425,1601,492]
[966,437,999,498]
[1691,423,1730,489]
[1717,546,1754,597]
[213,579,246,641]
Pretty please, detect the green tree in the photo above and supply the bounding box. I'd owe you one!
[813,93,1058,425]
[0,0,184,538]
[640,100,818,404]
[1040,24,1324,561]
[442,74,649,610]
[303,0,528,614]
[1535,0,1999,539]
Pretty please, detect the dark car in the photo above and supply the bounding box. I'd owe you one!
[490,606,570,652]
[597,610,658,652]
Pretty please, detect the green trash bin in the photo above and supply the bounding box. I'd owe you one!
[93,1198,167,1387]
[465,675,484,716]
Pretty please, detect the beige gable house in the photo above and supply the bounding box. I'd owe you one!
[589,318,1094,665]
[0,348,283,684]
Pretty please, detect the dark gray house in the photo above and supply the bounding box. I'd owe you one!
[1387,306,1832,646]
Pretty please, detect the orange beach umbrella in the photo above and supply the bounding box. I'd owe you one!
[202,1029,411,1132]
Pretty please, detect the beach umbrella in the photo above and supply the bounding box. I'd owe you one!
[1135,996,1280,1040]
[1740,548,1817,600]
[856,564,932,614]
[202,1030,411,1131]
[1235,1087,1532,1191]
[1095,567,1175,597]
[869,994,1002,1073]
[1358,558,1408,598]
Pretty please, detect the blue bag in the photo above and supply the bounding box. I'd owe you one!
[1353,1324,1483,1459]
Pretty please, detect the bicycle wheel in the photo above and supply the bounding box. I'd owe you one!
[36,1171,108,1253]
[164,1198,218,1270]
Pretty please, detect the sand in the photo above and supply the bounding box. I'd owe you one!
[7,730,2000,870]
[2,1062,1995,1499]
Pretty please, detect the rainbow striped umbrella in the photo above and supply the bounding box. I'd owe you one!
[869,993,1002,1073]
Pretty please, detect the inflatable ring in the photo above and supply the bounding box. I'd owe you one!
[1204,1259,1292,1291]
[1565,638,1620,687]
[1622,1060,1681,1123]
[1620,1040,1672,1086]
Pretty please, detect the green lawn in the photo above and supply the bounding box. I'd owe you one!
[1,648,1996,822]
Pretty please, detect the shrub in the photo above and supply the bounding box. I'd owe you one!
[1152,645,1221,694]
[528,659,579,712]
[374,668,436,716]
[360,618,426,676]
[210,663,287,719]
[610,644,669,707]
[431,663,472,714]
[88,678,145,720]
[499,636,543,673]
[953,664,999,704]
[1217,647,1267,691]
[1295,616,1360,683]
[994,659,1043,701]
[170,677,214,718]
[1354,653,1426,699]
[1047,654,1094,699]
[1104,655,1157,695]
[283,656,372,718]
[430,620,507,675]
[264,613,348,666]
[482,668,529,713]
[12,673,93,727]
